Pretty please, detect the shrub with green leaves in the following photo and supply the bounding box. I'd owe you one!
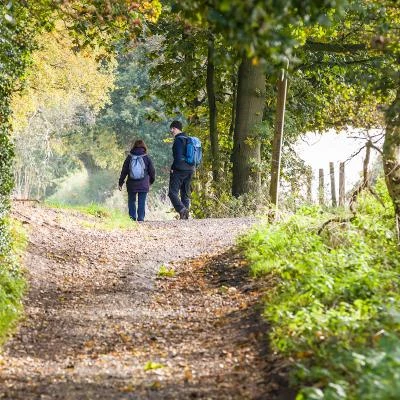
[0,219,27,345]
[240,180,400,399]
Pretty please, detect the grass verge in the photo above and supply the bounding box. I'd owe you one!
[0,218,27,346]
[45,201,135,230]
[239,180,400,400]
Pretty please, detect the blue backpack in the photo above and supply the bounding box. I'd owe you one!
[183,136,202,167]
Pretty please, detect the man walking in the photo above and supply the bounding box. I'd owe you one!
[168,120,194,219]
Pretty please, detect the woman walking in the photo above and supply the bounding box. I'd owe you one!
[118,139,155,221]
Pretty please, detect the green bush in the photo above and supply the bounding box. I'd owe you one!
[240,180,400,399]
[0,219,27,346]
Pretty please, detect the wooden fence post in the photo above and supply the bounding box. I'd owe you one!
[269,68,288,209]
[339,162,345,206]
[330,162,337,207]
[306,168,313,203]
[363,140,372,187]
[318,168,324,205]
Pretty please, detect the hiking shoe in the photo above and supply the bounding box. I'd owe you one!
[179,208,189,220]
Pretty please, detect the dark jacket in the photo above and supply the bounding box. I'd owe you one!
[119,147,155,193]
[171,133,195,172]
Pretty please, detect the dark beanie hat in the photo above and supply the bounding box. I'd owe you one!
[170,120,183,130]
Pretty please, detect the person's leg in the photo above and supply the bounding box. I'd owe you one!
[127,191,137,220]
[137,192,147,221]
[168,171,186,213]
[180,172,193,212]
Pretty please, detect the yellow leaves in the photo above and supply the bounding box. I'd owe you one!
[183,366,193,382]
[118,332,131,344]
[11,21,116,131]
[295,350,314,359]
[139,1,162,23]
[120,383,135,393]
[157,265,176,277]
[84,339,96,349]
[251,57,259,66]
[144,361,166,371]
[149,380,162,390]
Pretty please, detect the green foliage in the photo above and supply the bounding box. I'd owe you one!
[0,1,53,338]
[96,43,171,190]
[171,0,348,63]
[191,184,271,218]
[58,0,162,50]
[240,180,400,399]
[292,0,399,132]
[0,219,27,346]
[45,202,135,230]
[157,265,175,277]
[144,361,165,371]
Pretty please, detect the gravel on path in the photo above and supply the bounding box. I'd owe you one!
[0,204,291,400]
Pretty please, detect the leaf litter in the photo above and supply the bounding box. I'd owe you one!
[0,203,293,399]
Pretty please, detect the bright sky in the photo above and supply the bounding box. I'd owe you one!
[294,129,384,201]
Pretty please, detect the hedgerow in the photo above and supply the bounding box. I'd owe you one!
[0,2,46,345]
[240,180,400,399]
[0,219,27,344]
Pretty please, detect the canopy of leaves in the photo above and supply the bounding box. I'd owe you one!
[292,0,399,130]
[169,0,348,63]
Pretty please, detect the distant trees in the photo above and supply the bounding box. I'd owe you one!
[11,24,117,199]
[11,28,173,200]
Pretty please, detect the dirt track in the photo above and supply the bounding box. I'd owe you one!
[0,204,291,400]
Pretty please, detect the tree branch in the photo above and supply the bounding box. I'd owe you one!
[303,40,368,53]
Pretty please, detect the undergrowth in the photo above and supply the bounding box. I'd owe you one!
[191,189,270,218]
[0,218,27,346]
[240,180,400,399]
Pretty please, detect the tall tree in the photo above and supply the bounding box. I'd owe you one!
[206,36,220,182]
[383,64,400,242]
[231,58,265,196]
[171,0,349,195]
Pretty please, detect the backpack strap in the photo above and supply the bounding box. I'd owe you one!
[177,135,189,161]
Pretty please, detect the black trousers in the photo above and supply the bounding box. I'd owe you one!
[168,170,193,212]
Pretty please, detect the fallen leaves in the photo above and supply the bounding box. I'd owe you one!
[2,204,278,399]
[144,361,166,371]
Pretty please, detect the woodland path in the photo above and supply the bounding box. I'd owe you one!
[0,204,290,400]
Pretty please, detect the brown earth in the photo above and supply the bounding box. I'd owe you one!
[0,203,293,400]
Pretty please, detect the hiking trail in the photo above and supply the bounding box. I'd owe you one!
[0,204,290,400]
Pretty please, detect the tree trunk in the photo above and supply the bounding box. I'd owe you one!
[206,37,220,182]
[226,72,237,173]
[383,87,400,243]
[232,57,265,197]
[78,152,97,174]
[270,69,288,207]
[229,72,237,139]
